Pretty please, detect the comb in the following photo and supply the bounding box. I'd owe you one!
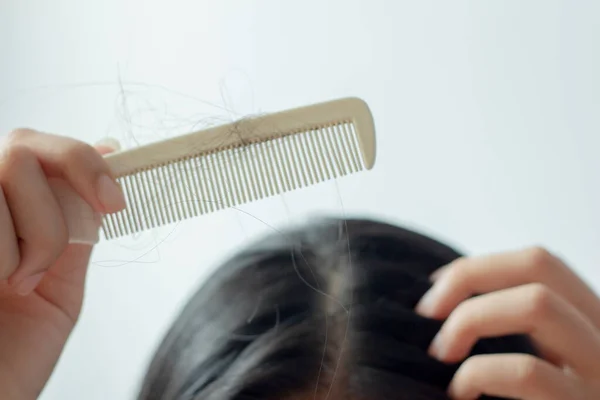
[56,97,376,242]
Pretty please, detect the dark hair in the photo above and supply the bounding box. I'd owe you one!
[138,218,536,400]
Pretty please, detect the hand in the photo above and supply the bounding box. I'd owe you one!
[416,247,600,399]
[0,129,126,399]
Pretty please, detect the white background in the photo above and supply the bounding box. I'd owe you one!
[1,1,599,399]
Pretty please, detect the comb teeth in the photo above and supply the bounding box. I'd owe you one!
[102,121,365,240]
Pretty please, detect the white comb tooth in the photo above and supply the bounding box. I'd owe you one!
[344,124,359,172]
[170,162,185,221]
[250,144,266,200]
[151,167,169,225]
[121,176,141,234]
[156,166,174,224]
[343,122,361,173]
[322,126,344,177]
[266,142,282,193]
[126,174,144,231]
[328,125,346,174]
[327,125,348,176]
[100,221,110,240]
[173,161,190,220]
[190,157,204,215]
[186,160,198,217]
[198,155,211,212]
[257,142,276,196]
[221,150,236,207]
[345,122,362,171]
[243,144,260,200]
[102,215,114,240]
[144,168,160,227]
[141,169,157,229]
[287,135,307,188]
[133,172,150,230]
[275,137,295,192]
[252,142,273,197]
[287,136,305,189]
[166,163,184,222]
[215,152,237,207]
[314,128,334,179]
[305,129,326,183]
[238,147,255,202]
[212,152,231,208]
[280,136,299,189]
[112,199,128,238]
[250,144,266,199]
[232,148,247,202]
[150,167,166,225]
[218,151,232,207]
[207,152,225,210]
[114,180,131,237]
[109,215,120,239]
[295,134,315,185]
[248,144,265,199]
[348,122,365,169]
[265,141,282,193]
[331,124,352,174]
[228,149,246,206]
[245,146,260,201]
[197,157,214,214]
[182,160,196,218]
[180,158,197,217]
[294,134,315,186]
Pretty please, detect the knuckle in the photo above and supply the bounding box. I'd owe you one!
[445,300,479,336]
[0,144,34,175]
[525,283,557,320]
[455,355,484,380]
[515,355,544,386]
[62,142,97,166]
[524,246,556,272]
[444,257,469,285]
[5,128,35,144]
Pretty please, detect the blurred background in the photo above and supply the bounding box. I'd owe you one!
[1,1,599,399]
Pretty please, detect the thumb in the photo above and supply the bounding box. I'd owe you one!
[35,138,123,313]
[52,138,122,245]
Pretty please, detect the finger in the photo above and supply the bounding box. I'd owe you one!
[54,140,121,244]
[416,247,600,328]
[50,179,103,245]
[430,284,600,379]
[36,244,95,325]
[3,129,126,214]
[0,146,68,294]
[0,186,19,280]
[448,354,584,400]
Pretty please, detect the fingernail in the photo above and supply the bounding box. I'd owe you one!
[67,212,102,245]
[429,333,446,360]
[95,137,121,152]
[415,283,442,317]
[17,272,45,296]
[96,174,126,212]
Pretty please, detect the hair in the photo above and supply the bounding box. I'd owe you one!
[138,218,537,400]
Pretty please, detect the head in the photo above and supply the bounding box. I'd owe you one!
[138,218,536,400]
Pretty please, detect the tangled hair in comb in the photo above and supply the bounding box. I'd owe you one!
[138,218,537,400]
